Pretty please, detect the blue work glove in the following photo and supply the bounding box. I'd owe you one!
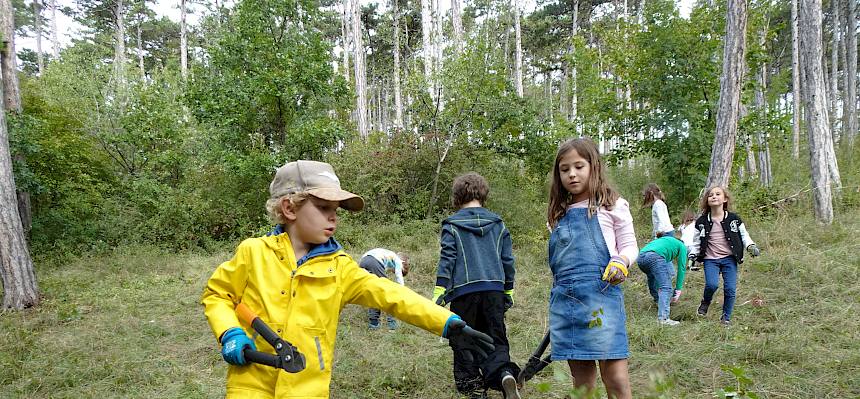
[443,315,495,363]
[747,244,761,257]
[220,327,257,366]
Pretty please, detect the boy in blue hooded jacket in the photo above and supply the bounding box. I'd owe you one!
[432,172,521,399]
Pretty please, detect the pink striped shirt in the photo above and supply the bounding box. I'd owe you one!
[567,198,639,266]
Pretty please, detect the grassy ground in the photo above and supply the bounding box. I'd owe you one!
[1,206,859,398]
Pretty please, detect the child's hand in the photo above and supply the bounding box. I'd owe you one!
[602,256,629,285]
[747,244,761,257]
[220,327,257,366]
[671,290,682,303]
[443,316,495,363]
[432,286,447,306]
[504,290,514,310]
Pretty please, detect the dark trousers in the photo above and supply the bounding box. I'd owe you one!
[449,291,520,393]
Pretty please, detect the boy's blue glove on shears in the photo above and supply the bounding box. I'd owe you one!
[221,327,257,365]
[602,255,629,285]
[443,315,495,362]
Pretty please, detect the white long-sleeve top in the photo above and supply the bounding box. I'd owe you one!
[651,199,674,237]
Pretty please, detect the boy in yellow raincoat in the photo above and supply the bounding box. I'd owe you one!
[201,160,493,399]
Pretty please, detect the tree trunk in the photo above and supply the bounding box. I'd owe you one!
[0,69,39,310]
[351,0,369,138]
[830,0,840,137]
[791,0,801,159]
[452,0,462,53]
[0,0,21,111]
[799,0,833,224]
[33,1,44,73]
[845,0,857,145]
[180,0,188,79]
[50,0,59,58]
[706,0,747,189]
[341,0,350,82]
[137,4,145,80]
[514,3,523,97]
[392,0,403,129]
[114,0,126,88]
[421,0,432,83]
[570,0,579,128]
[756,23,772,187]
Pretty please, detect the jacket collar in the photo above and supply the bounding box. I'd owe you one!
[706,210,728,223]
[266,224,343,266]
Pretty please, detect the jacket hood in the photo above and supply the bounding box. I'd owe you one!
[443,207,503,236]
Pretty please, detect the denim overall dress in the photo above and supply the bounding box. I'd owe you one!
[548,207,629,360]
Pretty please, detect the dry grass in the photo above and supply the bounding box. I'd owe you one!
[1,207,858,398]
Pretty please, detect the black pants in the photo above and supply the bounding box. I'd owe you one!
[450,291,520,393]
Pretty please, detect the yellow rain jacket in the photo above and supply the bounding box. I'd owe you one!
[201,233,453,399]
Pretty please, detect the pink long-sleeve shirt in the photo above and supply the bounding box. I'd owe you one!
[567,198,639,266]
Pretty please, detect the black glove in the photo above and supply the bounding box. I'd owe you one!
[443,317,495,363]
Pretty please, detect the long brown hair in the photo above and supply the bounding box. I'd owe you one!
[547,138,619,228]
[641,183,665,206]
[699,186,732,214]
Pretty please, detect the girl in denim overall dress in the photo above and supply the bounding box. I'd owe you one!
[546,138,639,399]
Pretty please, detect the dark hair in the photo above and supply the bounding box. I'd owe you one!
[547,138,619,228]
[642,183,666,206]
[700,186,732,214]
[451,172,489,208]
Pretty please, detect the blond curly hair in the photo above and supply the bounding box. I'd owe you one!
[266,192,311,225]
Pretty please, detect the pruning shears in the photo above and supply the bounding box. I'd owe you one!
[517,329,553,385]
[236,303,307,373]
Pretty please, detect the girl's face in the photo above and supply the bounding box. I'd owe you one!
[707,188,727,209]
[558,148,591,203]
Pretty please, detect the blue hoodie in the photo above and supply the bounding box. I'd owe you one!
[435,207,515,303]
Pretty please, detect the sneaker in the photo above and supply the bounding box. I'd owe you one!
[697,301,709,317]
[501,371,521,399]
[720,317,731,326]
[368,322,380,330]
[387,320,398,331]
[657,318,680,326]
[690,263,701,271]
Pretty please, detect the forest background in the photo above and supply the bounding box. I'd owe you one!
[0,0,859,397]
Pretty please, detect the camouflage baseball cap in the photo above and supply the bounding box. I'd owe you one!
[269,160,364,211]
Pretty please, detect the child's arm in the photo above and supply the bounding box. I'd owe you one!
[200,241,251,341]
[688,223,701,259]
[500,224,515,294]
[611,199,639,266]
[340,259,453,335]
[392,257,405,285]
[675,244,687,291]
[738,220,756,248]
[433,225,457,301]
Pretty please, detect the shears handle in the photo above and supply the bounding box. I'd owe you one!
[236,303,307,373]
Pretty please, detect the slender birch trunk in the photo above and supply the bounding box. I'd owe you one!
[514,3,523,97]
[706,0,747,188]
[791,0,801,159]
[452,0,462,54]
[845,0,857,144]
[351,0,369,137]
[33,1,44,73]
[798,0,833,224]
[341,0,350,82]
[137,4,145,80]
[421,0,433,93]
[50,0,59,58]
[830,0,840,136]
[570,0,579,128]
[180,0,188,79]
[392,0,403,129]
